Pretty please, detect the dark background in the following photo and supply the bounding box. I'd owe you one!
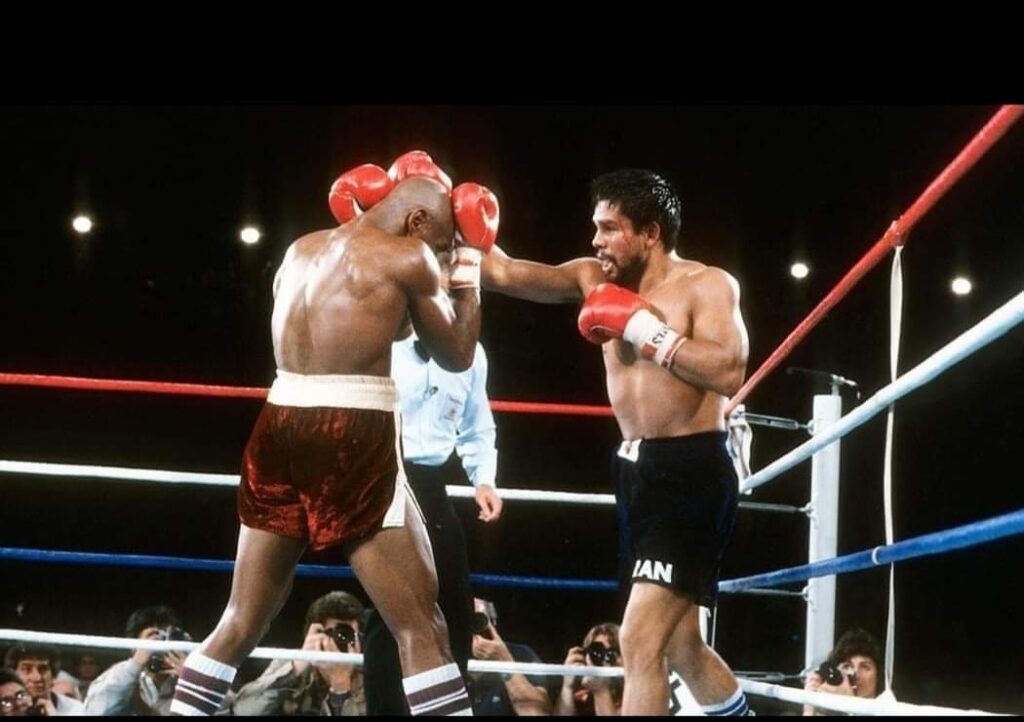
[1,105,1021,713]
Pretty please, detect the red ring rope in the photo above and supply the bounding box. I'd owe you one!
[726,104,1023,415]
[0,373,614,417]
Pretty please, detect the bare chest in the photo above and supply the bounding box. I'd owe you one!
[602,287,693,373]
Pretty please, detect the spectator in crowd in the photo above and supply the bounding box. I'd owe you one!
[4,644,83,715]
[232,591,366,716]
[84,605,196,716]
[67,655,100,699]
[554,623,623,716]
[0,668,32,717]
[469,598,553,716]
[803,628,883,715]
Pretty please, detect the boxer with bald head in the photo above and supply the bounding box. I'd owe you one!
[483,168,751,715]
[172,155,499,717]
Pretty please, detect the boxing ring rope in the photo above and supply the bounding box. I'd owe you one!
[715,103,1022,693]
[0,629,1000,715]
[8,288,1020,499]
[737,679,1001,717]
[0,546,617,591]
[7,493,1018,712]
[0,372,613,417]
[4,503,1022,594]
[740,289,1024,493]
[731,205,1021,683]
[0,458,800,514]
[0,459,613,502]
[9,287,1022,495]
[9,286,1019,587]
[4,290,1019,655]
[0,357,1015,707]
[725,104,1020,707]
[725,103,1023,416]
[717,507,1024,593]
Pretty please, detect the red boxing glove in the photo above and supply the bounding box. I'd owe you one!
[452,183,499,253]
[449,182,499,290]
[578,283,651,344]
[328,164,394,224]
[387,150,453,192]
[577,283,687,368]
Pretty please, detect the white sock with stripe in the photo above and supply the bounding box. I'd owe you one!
[402,662,473,716]
[701,685,751,716]
[169,651,236,716]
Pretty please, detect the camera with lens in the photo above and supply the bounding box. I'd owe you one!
[471,612,493,639]
[585,641,619,667]
[148,626,192,673]
[326,623,358,651]
[472,600,498,640]
[25,700,46,717]
[816,660,854,687]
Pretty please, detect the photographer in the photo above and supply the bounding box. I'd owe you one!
[803,628,883,716]
[84,605,196,716]
[4,644,83,716]
[232,591,366,716]
[469,598,553,716]
[554,623,622,716]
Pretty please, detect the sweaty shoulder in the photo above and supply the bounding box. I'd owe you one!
[284,229,335,260]
[657,260,738,300]
[682,264,741,304]
[275,230,332,294]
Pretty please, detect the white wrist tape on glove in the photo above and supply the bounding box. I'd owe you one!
[623,309,687,368]
[449,246,482,290]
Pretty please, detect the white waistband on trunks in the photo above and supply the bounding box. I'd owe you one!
[267,370,398,411]
[617,438,641,462]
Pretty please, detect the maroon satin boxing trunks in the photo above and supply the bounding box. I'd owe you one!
[238,372,412,551]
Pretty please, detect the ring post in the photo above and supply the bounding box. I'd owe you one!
[805,391,843,672]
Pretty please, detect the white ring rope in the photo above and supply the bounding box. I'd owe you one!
[0,629,621,678]
[738,678,1003,716]
[0,629,1000,715]
[0,460,615,505]
[0,464,800,513]
[741,290,1024,493]
[0,461,799,513]
[11,293,1019,507]
[0,461,238,487]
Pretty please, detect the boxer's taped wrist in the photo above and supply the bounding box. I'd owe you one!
[623,309,685,367]
[449,246,482,289]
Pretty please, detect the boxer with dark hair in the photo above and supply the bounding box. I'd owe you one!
[483,167,750,715]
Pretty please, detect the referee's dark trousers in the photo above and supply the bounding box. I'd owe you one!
[363,453,475,715]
